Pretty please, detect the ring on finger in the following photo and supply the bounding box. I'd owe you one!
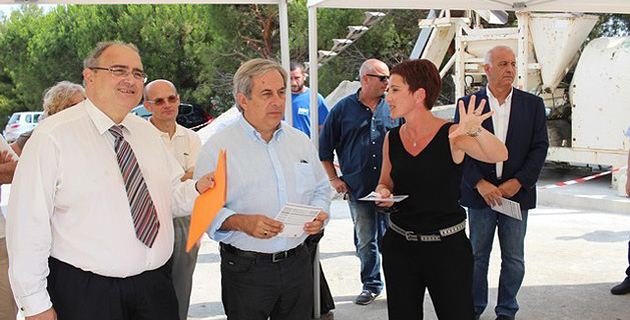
[263,231,268,236]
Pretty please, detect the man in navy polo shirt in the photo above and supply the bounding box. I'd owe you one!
[290,61,329,137]
[319,58,398,305]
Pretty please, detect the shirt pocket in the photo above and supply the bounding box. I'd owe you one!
[294,162,316,196]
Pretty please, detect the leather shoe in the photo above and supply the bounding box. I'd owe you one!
[354,290,378,305]
[611,277,630,295]
[495,315,514,320]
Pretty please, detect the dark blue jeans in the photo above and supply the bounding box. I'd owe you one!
[468,207,528,318]
[348,199,389,294]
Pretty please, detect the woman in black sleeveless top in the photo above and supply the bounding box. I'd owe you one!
[375,59,508,319]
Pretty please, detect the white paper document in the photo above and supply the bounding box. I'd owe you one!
[275,203,322,238]
[358,191,409,202]
[491,197,522,221]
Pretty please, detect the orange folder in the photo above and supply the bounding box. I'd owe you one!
[186,149,227,252]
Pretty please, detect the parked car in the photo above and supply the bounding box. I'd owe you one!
[130,103,212,131]
[3,111,44,142]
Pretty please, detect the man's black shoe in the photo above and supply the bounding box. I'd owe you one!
[611,277,630,295]
[495,315,515,320]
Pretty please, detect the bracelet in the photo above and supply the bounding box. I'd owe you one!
[467,126,482,137]
[329,176,338,182]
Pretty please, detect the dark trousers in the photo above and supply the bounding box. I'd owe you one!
[382,230,475,320]
[47,257,179,320]
[220,244,313,320]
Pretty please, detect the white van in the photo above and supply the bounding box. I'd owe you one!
[3,111,44,142]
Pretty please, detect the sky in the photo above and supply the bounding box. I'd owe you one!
[0,4,57,17]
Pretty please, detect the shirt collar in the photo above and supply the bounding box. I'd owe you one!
[237,113,285,143]
[148,117,186,138]
[174,123,186,137]
[84,98,123,135]
[486,86,513,107]
[354,88,386,110]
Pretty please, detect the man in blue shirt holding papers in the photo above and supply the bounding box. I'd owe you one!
[194,58,331,320]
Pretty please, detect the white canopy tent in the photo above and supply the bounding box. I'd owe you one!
[308,0,630,13]
[0,0,295,124]
[305,0,630,144]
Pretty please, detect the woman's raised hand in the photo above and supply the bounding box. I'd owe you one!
[449,95,493,138]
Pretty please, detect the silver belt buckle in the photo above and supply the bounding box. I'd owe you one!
[272,251,288,262]
[404,231,418,241]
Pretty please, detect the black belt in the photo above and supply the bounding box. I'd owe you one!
[220,242,304,263]
[390,220,466,242]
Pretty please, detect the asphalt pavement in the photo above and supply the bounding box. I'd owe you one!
[8,165,630,320]
[186,166,630,320]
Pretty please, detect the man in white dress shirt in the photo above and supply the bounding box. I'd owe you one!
[195,58,331,320]
[7,41,214,320]
[144,79,202,320]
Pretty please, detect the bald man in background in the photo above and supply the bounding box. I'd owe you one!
[144,79,202,320]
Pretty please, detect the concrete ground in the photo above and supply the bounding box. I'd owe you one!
[187,166,630,320]
[9,165,630,320]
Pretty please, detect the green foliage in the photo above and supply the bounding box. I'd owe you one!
[589,14,630,39]
[8,5,626,125]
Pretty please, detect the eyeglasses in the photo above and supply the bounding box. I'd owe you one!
[145,95,178,106]
[366,74,390,82]
[89,67,148,83]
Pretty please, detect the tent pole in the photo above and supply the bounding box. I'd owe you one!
[308,6,322,319]
[279,0,292,126]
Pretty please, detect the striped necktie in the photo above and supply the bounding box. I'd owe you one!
[109,125,160,248]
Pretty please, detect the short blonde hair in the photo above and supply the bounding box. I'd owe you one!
[42,81,85,116]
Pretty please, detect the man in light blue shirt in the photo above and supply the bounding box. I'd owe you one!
[290,61,328,137]
[194,58,331,319]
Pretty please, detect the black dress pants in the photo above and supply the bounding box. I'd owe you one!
[47,257,179,320]
[382,230,475,320]
[220,244,313,320]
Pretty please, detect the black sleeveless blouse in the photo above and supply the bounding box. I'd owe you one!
[389,122,465,233]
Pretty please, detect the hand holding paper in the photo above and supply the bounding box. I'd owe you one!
[491,197,522,221]
[359,191,408,203]
[275,203,323,238]
[304,211,328,235]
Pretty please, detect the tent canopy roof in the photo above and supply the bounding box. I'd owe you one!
[307,0,630,14]
[0,0,283,5]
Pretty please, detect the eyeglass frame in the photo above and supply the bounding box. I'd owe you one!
[144,94,179,107]
[366,74,390,82]
[89,66,148,83]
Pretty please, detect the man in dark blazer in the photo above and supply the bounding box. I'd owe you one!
[455,45,549,320]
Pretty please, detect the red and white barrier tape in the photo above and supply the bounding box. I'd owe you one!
[189,119,213,131]
[538,166,627,190]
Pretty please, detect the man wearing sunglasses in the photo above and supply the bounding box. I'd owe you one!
[7,41,214,320]
[319,59,399,305]
[144,79,202,320]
